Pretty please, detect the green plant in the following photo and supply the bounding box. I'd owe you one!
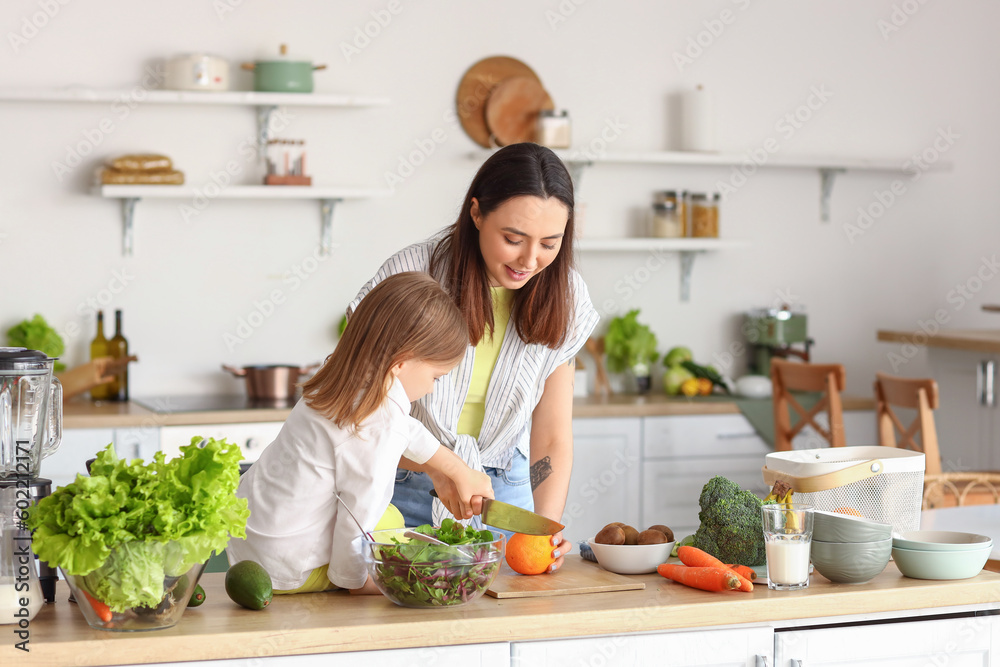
[7,314,66,371]
[605,309,659,376]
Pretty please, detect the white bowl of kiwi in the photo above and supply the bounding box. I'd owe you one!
[588,523,674,575]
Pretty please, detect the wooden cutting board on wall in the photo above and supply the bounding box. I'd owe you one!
[486,555,646,598]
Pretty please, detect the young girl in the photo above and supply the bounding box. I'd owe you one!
[227,272,494,595]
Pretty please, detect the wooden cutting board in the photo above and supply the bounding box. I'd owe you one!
[486,555,645,598]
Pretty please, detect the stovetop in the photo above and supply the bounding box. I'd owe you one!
[133,395,299,414]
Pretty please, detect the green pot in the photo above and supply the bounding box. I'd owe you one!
[242,44,326,93]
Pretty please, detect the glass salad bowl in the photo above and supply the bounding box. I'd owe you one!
[61,541,207,632]
[363,527,504,608]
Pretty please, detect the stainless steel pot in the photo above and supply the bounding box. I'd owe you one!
[222,364,319,400]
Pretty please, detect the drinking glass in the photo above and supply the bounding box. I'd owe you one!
[761,503,814,591]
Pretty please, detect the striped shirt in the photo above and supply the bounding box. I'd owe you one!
[349,239,599,524]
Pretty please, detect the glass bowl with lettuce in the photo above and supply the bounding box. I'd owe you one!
[26,438,249,631]
[364,520,504,608]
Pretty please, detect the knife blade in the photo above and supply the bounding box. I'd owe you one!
[429,490,564,536]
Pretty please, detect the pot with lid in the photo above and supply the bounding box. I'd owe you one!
[222,363,320,401]
[241,44,326,93]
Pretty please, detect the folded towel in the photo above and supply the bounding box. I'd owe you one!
[578,541,597,563]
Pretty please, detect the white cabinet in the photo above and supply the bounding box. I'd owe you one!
[565,418,642,542]
[641,414,771,537]
[512,627,772,666]
[774,615,1000,666]
[929,348,1000,471]
[49,426,161,488]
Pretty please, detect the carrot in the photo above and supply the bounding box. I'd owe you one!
[725,563,757,581]
[657,564,741,592]
[82,590,113,622]
[678,545,754,592]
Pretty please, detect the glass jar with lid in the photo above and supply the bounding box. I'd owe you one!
[691,193,720,238]
[535,110,571,149]
[651,201,683,238]
[653,190,687,237]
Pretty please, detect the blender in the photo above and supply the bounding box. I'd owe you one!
[0,348,63,603]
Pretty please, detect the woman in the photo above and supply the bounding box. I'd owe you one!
[349,143,599,572]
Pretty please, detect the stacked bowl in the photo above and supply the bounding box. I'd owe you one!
[891,531,993,580]
[810,510,893,584]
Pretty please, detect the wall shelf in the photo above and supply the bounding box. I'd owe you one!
[576,237,746,301]
[96,185,390,256]
[0,87,390,107]
[471,149,951,223]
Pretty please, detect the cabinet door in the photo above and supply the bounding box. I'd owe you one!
[512,627,772,666]
[564,418,642,542]
[774,615,998,666]
[929,349,999,471]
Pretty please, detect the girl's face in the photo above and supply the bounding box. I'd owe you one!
[392,358,457,402]
[471,195,569,289]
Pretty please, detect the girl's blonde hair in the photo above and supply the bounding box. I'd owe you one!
[302,272,467,431]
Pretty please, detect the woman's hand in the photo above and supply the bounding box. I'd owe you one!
[549,531,573,573]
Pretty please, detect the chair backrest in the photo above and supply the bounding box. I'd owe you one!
[874,372,942,476]
[770,359,847,451]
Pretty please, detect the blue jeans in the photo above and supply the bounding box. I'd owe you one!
[392,450,533,540]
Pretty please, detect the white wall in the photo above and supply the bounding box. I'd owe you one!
[2,0,997,398]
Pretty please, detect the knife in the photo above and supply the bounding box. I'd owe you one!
[429,490,564,536]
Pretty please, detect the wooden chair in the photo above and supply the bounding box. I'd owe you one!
[875,372,1000,509]
[770,359,846,452]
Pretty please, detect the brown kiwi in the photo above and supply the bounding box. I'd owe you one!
[648,524,674,542]
[621,525,640,545]
[610,522,626,528]
[637,529,668,545]
[595,525,626,545]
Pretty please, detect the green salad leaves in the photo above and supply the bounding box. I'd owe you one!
[373,519,500,607]
[7,314,66,371]
[27,438,249,612]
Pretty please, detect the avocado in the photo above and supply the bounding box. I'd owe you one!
[225,561,273,610]
[188,584,207,608]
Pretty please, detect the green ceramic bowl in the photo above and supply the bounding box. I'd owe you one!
[891,544,992,580]
[810,538,892,584]
[812,510,893,543]
[893,531,993,552]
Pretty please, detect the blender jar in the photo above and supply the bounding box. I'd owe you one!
[0,348,62,481]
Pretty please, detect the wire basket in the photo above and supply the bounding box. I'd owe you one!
[762,446,925,534]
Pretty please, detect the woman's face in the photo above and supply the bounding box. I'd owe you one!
[471,195,569,289]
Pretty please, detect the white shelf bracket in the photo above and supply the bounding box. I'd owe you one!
[256,105,278,163]
[679,251,696,302]
[818,168,845,223]
[319,198,341,256]
[121,197,139,256]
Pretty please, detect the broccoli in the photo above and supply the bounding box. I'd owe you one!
[692,475,767,566]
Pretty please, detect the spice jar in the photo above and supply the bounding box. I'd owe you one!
[691,193,720,238]
[654,191,687,237]
[536,110,571,149]
[651,201,683,238]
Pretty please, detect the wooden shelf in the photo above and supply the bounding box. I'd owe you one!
[0,87,389,107]
[96,185,391,256]
[575,237,746,301]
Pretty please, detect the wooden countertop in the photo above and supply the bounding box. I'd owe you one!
[878,328,1000,354]
[9,557,1000,667]
[64,394,875,429]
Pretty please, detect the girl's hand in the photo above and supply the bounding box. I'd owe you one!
[549,531,572,573]
[430,466,493,519]
[348,575,381,595]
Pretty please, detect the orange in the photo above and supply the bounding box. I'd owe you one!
[505,533,556,575]
[833,506,864,517]
[697,378,713,396]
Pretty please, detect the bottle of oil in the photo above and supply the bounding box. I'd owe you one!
[109,309,129,401]
[89,311,111,401]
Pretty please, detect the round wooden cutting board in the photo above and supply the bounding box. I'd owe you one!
[456,56,545,148]
[484,76,554,147]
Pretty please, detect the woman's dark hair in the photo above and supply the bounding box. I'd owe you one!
[430,143,576,348]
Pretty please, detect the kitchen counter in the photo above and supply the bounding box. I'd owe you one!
[8,558,1000,667]
[63,394,876,429]
[878,328,1000,354]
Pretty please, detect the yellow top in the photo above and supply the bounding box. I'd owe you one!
[457,286,513,438]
